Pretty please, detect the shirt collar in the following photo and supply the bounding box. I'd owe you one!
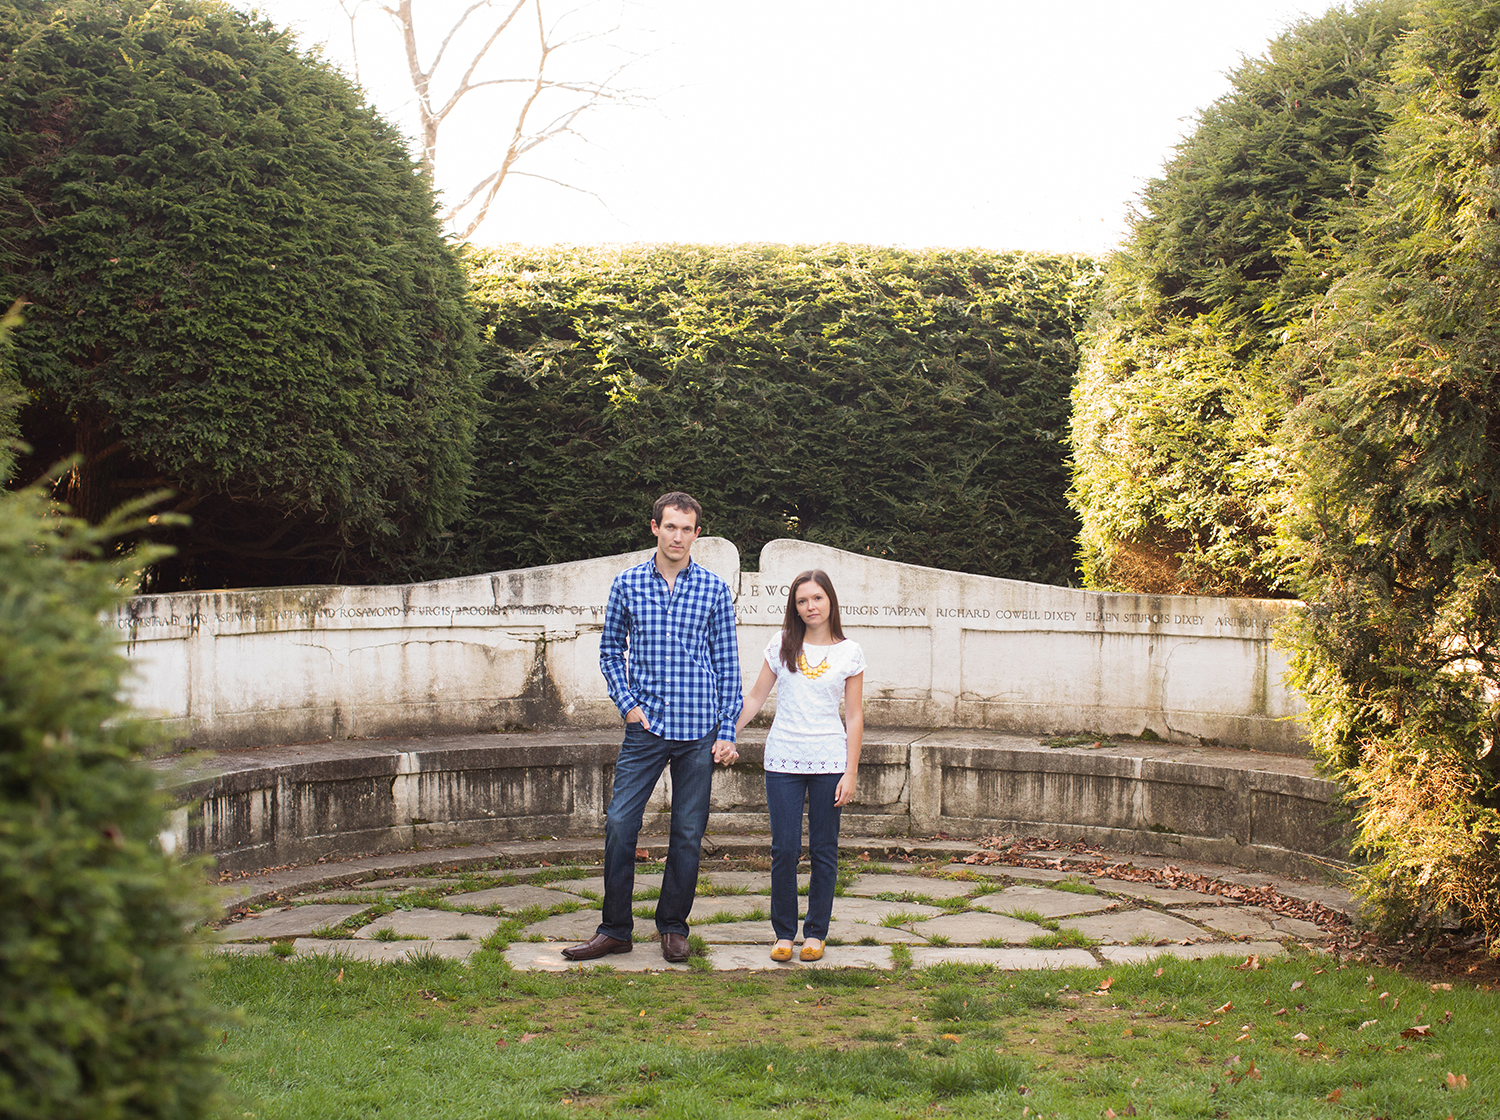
[649,556,697,583]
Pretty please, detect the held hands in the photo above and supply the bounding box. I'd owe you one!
[629,709,736,765]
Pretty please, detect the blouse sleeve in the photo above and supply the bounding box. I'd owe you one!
[845,640,867,678]
[763,631,786,676]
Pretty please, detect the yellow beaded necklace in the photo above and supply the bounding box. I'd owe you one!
[797,648,832,679]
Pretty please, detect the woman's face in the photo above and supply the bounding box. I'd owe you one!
[794,580,830,629]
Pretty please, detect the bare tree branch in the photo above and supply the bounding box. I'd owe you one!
[334,0,646,239]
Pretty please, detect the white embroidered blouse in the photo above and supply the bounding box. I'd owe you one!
[760,632,866,774]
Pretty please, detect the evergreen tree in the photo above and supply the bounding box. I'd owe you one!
[1070,1,1411,595]
[1281,0,1500,947]
[0,0,477,589]
[1,292,218,1114]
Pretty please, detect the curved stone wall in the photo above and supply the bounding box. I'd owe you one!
[160,731,1347,879]
[120,539,1307,754]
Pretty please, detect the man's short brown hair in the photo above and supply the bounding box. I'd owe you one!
[652,491,703,529]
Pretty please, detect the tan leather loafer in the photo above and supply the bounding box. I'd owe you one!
[769,940,794,962]
[799,938,824,962]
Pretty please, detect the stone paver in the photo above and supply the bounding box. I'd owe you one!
[520,911,604,941]
[683,919,775,943]
[445,884,580,912]
[906,946,1097,970]
[823,920,927,945]
[955,865,1095,884]
[294,938,482,963]
[217,903,371,941]
[1061,910,1209,944]
[829,897,947,923]
[356,909,498,941]
[1100,941,1286,965]
[844,874,977,899]
[686,895,771,919]
[913,911,1049,943]
[209,942,273,956]
[972,885,1116,917]
[353,877,466,890]
[503,944,689,972]
[294,888,400,902]
[1093,881,1222,906]
[1172,906,1326,941]
[700,871,773,891]
[549,874,663,898]
[710,944,893,970]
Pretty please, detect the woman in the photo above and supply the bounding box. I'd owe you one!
[736,569,864,962]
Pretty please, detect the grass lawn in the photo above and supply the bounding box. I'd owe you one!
[202,948,1498,1119]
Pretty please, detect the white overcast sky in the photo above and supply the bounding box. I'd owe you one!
[237,0,1342,254]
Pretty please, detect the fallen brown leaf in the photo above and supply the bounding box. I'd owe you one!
[1326,1088,1342,1103]
[1445,1072,1468,1091]
[1400,1025,1433,1039]
[1214,1000,1233,1013]
[519,1032,541,1043]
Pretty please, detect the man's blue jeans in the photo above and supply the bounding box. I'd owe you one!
[765,770,844,942]
[598,723,716,941]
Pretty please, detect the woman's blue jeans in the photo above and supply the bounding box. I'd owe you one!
[598,723,716,941]
[765,770,843,941]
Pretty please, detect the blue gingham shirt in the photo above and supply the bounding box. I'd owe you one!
[600,557,743,742]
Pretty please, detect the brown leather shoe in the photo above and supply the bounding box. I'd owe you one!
[561,932,632,961]
[660,931,690,963]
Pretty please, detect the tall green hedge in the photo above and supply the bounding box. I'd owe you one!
[0,0,477,590]
[423,243,1095,583]
[0,480,220,1116]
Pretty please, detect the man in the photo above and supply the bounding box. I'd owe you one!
[563,491,743,963]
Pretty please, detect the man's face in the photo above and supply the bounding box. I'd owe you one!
[652,505,701,564]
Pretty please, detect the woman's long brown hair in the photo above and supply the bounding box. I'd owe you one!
[779,569,846,673]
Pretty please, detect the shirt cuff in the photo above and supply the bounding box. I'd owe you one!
[718,721,737,743]
[615,695,640,721]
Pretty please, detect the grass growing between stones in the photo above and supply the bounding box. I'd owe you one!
[201,950,1500,1119]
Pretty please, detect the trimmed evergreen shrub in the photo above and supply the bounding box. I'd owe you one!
[1070,1,1411,595]
[429,243,1095,584]
[0,0,478,590]
[0,479,220,1116]
[1280,0,1500,949]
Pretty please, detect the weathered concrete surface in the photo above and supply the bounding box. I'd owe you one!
[118,539,1306,754]
[972,886,1117,917]
[161,729,1350,877]
[216,903,371,941]
[1099,942,1287,965]
[445,884,579,912]
[356,909,498,940]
